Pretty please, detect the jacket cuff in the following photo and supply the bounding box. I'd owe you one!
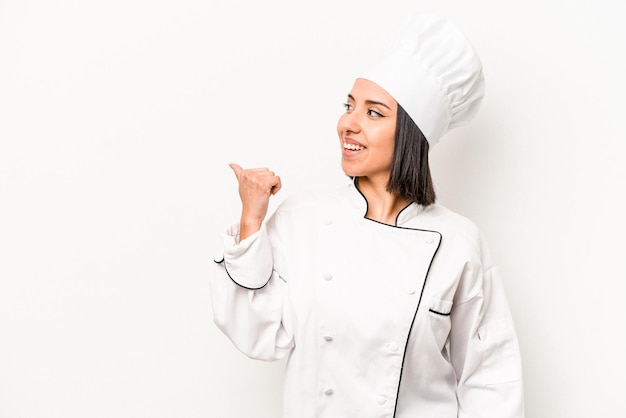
[220,222,273,289]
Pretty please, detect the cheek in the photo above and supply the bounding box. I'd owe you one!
[378,126,396,154]
[377,128,396,166]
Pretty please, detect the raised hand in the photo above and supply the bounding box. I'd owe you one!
[228,163,282,241]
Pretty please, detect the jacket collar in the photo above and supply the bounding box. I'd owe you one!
[346,177,425,227]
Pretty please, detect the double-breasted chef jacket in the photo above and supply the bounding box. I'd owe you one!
[211,180,524,418]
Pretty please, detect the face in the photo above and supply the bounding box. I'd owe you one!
[337,78,397,183]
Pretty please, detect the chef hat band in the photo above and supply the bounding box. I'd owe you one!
[359,12,485,147]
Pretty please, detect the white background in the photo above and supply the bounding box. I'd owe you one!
[1,0,625,417]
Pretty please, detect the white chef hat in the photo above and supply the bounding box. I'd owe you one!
[359,12,485,147]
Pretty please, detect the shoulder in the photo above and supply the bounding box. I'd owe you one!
[421,203,482,240]
[274,183,349,213]
[267,183,350,225]
[419,203,493,263]
[264,184,351,243]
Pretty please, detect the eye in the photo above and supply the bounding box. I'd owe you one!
[343,103,353,112]
[367,109,383,117]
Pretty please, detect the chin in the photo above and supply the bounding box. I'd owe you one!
[341,162,358,178]
[341,169,359,178]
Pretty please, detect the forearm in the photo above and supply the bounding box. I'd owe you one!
[451,267,525,417]
[210,222,294,361]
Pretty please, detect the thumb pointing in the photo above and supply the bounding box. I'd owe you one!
[228,163,243,178]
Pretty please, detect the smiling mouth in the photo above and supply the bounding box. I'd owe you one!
[343,143,364,151]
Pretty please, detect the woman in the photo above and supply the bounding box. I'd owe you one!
[210,12,524,418]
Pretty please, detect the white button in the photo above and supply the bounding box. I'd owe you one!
[376,397,387,406]
[322,272,333,281]
[387,342,399,352]
[425,235,435,244]
[323,334,333,341]
[406,288,416,295]
[324,387,334,395]
[323,217,332,225]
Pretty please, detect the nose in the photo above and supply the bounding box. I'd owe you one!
[337,109,361,135]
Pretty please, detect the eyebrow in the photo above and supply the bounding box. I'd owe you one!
[347,94,392,110]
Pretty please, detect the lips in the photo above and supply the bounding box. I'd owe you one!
[344,143,364,151]
[343,138,365,151]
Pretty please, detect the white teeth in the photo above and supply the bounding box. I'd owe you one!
[344,143,364,151]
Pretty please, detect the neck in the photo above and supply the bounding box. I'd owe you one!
[356,177,412,226]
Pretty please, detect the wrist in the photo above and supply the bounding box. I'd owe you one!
[239,218,262,241]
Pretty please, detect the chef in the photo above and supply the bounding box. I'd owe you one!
[210,12,525,418]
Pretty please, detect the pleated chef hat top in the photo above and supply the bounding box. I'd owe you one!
[359,12,485,147]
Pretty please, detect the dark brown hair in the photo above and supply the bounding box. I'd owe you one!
[386,104,436,206]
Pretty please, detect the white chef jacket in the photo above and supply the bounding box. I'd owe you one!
[210,180,524,418]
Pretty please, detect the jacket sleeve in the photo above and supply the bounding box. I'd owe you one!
[450,262,525,418]
[209,221,294,362]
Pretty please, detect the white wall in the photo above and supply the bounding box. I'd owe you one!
[1,0,625,417]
